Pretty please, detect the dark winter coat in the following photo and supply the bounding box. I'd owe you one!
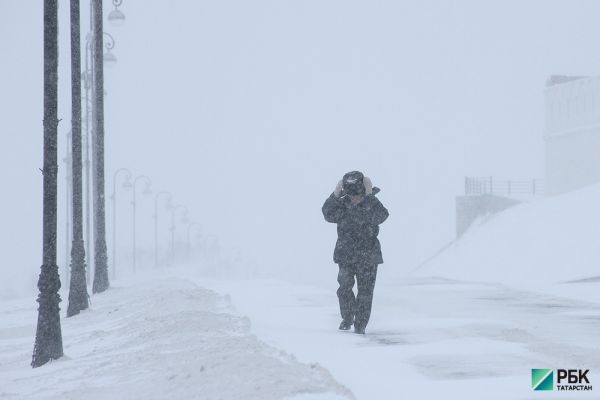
[322,192,389,265]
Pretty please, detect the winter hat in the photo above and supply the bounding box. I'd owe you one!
[342,171,365,195]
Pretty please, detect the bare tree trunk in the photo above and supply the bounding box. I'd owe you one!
[32,0,63,368]
[67,0,89,317]
[92,0,109,293]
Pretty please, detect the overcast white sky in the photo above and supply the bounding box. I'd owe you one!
[1,1,600,295]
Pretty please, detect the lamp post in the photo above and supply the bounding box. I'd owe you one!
[91,0,110,294]
[186,222,202,259]
[82,0,119,293]
[67,0,89,317]
[111,168,132,279]
[170,205,188,264]
[82,66,92,285]
[108,0,126,27]
[32,0,62,368]
[153,191,172,268]
[63,131,72,286]
[83,30,114,284]
[132,175,152,273]
[102,32,117,66]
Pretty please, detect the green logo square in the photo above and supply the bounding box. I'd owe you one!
[532,369,554,391]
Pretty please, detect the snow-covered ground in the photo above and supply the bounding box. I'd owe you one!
[0,276,351,400]
[179,184,600,399]
[2,266,599,400]
[416,183,600,290]
[191,272,600,400]
[4,185,600,399]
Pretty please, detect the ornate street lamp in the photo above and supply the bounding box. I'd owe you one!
[110,168,132,279]
[81,67,93,285]
[91,0,109,295]
[132,175,152,273]
[108,0,126,27]
[153,191,172,268]
[63,131,72,286]
[67,0,89,317]
[170,205,189,263]
[186,222,202,259]
[102,32,117,67]
[32,0,63,368]
[82,0,121,290]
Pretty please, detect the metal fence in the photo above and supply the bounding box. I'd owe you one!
[465,176,544,197]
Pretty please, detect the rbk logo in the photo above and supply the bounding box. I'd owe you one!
[532,368,592,392]
[532,369,554,391]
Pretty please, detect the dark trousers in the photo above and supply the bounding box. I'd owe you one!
[337,262,378,330]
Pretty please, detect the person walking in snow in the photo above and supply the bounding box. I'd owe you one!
[322,171,389,334]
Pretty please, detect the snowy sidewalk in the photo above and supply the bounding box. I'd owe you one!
[187,271,600,400]
[0,277,352,400]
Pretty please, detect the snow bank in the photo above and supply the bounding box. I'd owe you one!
[414,183,600,287]
[0,278,352,400]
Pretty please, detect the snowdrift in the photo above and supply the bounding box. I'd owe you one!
[0,277,352,400]
[415,182,600,286]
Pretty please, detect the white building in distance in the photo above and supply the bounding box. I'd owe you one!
[545,75,600,195]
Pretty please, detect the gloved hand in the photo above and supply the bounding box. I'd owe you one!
[363,177,373,195]
[334,180,343,197]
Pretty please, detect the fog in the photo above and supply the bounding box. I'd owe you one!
[2,0,600,296]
